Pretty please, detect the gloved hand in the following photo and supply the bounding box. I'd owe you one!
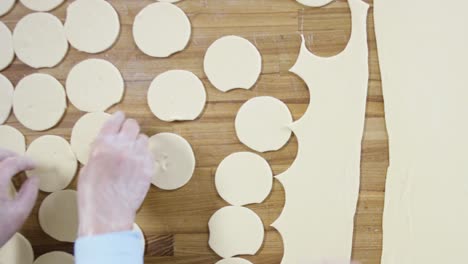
[0,149,39,247]
[77,112,154,237]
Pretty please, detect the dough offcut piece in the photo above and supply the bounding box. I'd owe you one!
[0,74,14,124]
[0,233,34,264]
[0,21,14,71]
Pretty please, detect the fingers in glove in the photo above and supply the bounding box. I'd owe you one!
[99,111,125,136]
[120,119,140,141]
[0,157,35,196]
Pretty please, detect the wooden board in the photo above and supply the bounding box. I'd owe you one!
[2,0,387,263]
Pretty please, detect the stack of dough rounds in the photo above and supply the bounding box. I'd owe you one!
[148,133,195,190]
[13,12,68,68]
[26,135,77,193]
[0,22,14,71]
[0,0,15,16]
[13,73,66,131]
[204,36,262,92]
[133,2,191,57]
[71,112,111,164]
[0,74,13,124]
[34,251,74,264]
[0,233,34,264]
[39,190,78,242]
[20,0,64,11]
[0,125,26,154]
[65,0,120,53]
[66,59,124,112]
[216,258,253,264]
[147,70,206,122]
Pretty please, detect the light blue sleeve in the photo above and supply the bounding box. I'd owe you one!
[75,231,144,264]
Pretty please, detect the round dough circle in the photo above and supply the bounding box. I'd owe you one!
[133,223,146,252]
[0,21,14,71]
[296,0,333,7]
[26,135,77,193]
[204,35,262,92]
[13,12,68,68]
[39,190,78,242]
[65,0,120,53]
[34,251,74,264]
[208,206,264,259]
[13,73,66,131]
[0,125,25,154]
[215,152,272,206]
[20,0,64,11]
[133,2,191,58]
[0,0,15,17]
[149,133,195,190]
[147,70,206,122]
[216,258,254,264]
[0,74,14,124]
[71,112,111,165]
[235,96,292,152]
[66,59,124,112]
[0,233,34,264]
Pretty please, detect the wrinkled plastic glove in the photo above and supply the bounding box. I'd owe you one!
[0,149,39,247]
[78,112,154,237]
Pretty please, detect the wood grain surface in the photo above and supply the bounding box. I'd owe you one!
[2,0,387,263]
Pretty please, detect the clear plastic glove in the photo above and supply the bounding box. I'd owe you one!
[78,112,154,237]
[0,149,39,247]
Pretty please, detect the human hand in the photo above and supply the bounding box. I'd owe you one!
[77,112,154,237]
[0,149,39,247]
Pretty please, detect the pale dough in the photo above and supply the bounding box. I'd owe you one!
[0,125,26,155]
[39,190,78,242]
[65,0,120,54]
[66,59,124,112]
[296,0,333,7]
[0,74,13,124]
[204,35,262,92]
[216,258,253,264]
[133,2,191,58]
[148,133,195,190]
[33,251,74,264]
[0,0,15,17]
[13,12,68,68]
[235,96,292,152]
[0,21,14,71]
[20,0,64,11]
[208,206,264,259]
[71,112,111,165]
[147,70,206,122]
[26,135,77,193]
[133,223,146,252]
[215,152,272,206]
[0,233,34,264]
[13,73,66,131]
[158,0,182,3]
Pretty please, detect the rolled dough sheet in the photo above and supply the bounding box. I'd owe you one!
[296,0,333,7]
[133,223,146,253]
[147,70,206,122]
[0,125,26,154]
[235,96,292,152]
[26,135,77,193]
[0,233,34,264]
[148,132,195,190]
[215,152,272,206]
[204,35,262,92]
[272,0,369,262]
[0,0,15,17]
[13,12,68,68]
[71,112,111,165]
[20,0,63,11]
[39,190,78,242]
[216,258,253,264]
[33,251,74,264]
[66,59,124,112]
[375,1,468,263]
[0,21,14,71]
[65,0,120,54]
[208,206,264,259]
[0,74,13,124]
[133,2,191,58]
[13,73,66,131]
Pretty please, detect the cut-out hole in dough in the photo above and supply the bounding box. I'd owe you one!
[0,233,34,264]
[216,258,253,264]
[0,22,14,71]
[33,251,74,264]
[0,0,15,17]
[0,74,13,124]
[0,125,25,154]
[20,0,64,12]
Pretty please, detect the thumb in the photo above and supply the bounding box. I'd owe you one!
[13,176,39,223]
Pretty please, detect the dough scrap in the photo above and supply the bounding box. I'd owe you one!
[33,251,74,264]
[0,0,15,17]
[133,223,146,252]
[235,96,292,152]
[65,0,120,53]
[296,0,333,7]
[13,12,68,68]
[0,233,34,264]
[20,0,64,11]
[208,206,264,259]
[148,133,195,190]
[147,70,206,122]
[0,74,13,124]
[71,112,111,165]
[0,125,25,154]
[13,73,66,131]
[216,258,253,264]
[26,135,77,193]
[204,35,262,92]
[39,190,78,242]
[215,152,272,206]
[133,2,191,58]
[0,21,14,71]
[66,59,124,112]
